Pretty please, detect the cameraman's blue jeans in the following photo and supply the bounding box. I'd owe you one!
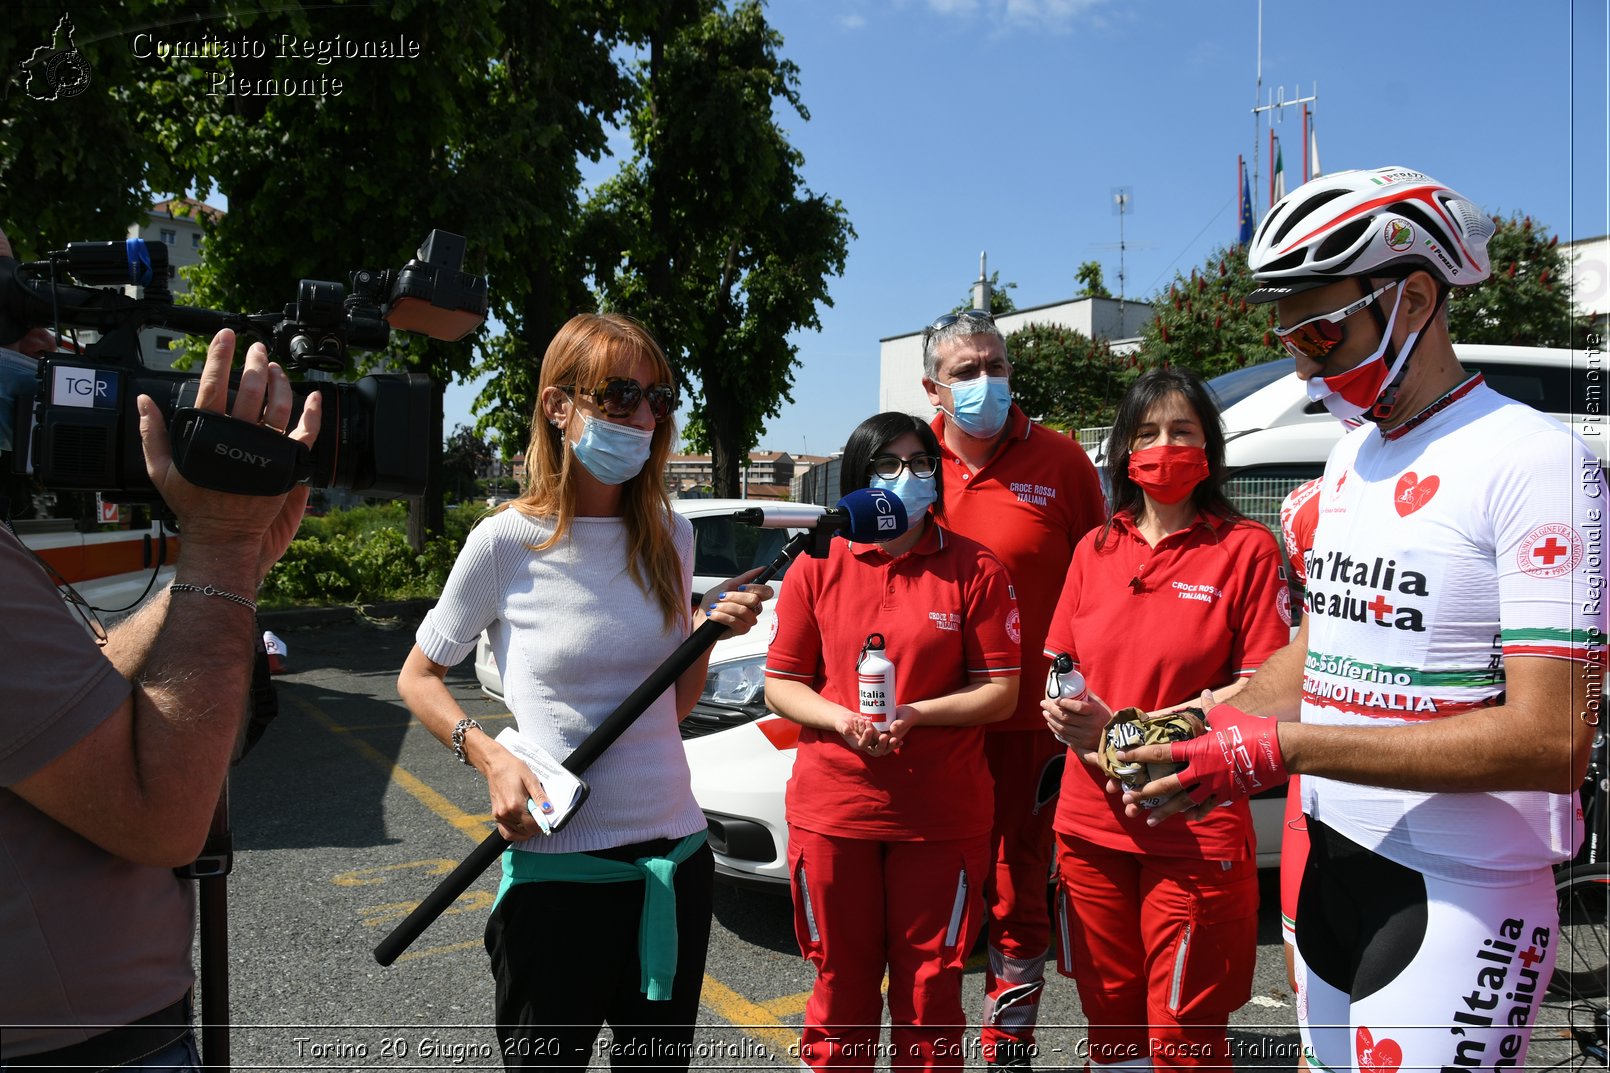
[1,1029,198,1072]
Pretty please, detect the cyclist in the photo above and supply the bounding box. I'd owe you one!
[1118,166,1606,1071]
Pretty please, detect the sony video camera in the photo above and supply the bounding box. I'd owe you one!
[1,229,487,502]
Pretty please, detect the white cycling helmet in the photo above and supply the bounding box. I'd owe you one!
[1246,166,1494,304]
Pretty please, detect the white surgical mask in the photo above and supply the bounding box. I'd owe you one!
[869,471,937,521]
[569,415,654,485]
[941,374,1011,439]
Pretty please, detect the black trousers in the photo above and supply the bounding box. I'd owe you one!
[485,839,715,1071]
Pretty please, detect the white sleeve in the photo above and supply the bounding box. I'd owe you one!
[1488,427,1607,664]
[414,516,503,667]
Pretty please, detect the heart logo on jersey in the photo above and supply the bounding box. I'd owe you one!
[1356,1026,1402,1073]
[1393,472,1439,517]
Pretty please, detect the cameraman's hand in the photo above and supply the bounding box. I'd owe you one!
[137,328,322,568]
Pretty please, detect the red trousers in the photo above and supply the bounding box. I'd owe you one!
[1054,832,1258,1071]
[789,827,988,1071]
[979,732,1064,1056]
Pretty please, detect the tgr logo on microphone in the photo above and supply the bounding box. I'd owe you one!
[52,365,119,409]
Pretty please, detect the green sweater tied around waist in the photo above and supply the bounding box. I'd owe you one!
[497,830,707,1001]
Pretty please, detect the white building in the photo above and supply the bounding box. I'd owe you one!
[1565,234,1609,328]
[125,198,221,370]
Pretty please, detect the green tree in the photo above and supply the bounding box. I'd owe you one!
[0,3,191,256]
[1075,260,1112,299]
[582,0,852,497]
[1139,244,1284,378]
[1007,322,1139,430]
[951,270,1019,316]
[442,424,493,503]
[1447,213,1577,347]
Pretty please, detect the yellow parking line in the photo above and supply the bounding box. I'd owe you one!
[698,975,801,1060]
[761,990,811,1018]
[288,694,490,843]
[395,939,484,965]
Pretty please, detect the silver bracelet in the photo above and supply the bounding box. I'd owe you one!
[451,718,482,764]
[169,583,258,613]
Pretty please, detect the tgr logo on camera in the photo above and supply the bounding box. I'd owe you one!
[52,366,119,409]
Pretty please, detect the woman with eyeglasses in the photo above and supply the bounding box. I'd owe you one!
[397,313,771,1069]
[764,411,1022,1072]
[1038,368,1289,1071]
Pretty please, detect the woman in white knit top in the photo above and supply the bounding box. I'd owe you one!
[397,313,770,1069]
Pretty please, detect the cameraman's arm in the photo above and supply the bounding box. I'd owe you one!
[10,330,319,867]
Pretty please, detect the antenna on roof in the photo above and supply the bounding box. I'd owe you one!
[972,251,990,311]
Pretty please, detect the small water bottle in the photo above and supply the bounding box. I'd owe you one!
[857,633,896,732]
[1046,653,1087,746]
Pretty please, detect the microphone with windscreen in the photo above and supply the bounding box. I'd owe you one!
[736,487,908,542]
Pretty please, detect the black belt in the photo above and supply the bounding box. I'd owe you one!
[5,996,190,1070]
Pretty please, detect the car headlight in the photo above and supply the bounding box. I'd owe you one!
[700,654,767,708]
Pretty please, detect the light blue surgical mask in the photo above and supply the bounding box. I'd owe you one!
[941,374,1011,439]
[0,348,38,454]
[869,471,937,522]
[569,414,655,485]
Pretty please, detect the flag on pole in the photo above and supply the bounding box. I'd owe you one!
[1238,159,1254,246]
[1272,137,1287,202]
[1308,118,1321,179]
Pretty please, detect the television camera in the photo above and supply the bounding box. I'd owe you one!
[1,229,487,502]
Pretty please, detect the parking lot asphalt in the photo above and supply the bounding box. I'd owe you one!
[204,613,1585,1070]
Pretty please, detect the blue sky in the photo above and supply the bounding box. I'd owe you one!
[445,0,1609,459]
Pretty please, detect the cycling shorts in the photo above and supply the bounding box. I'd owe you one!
[1294,817,1559,1072]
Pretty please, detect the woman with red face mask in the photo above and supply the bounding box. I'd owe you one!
[1038,367,1290,1071]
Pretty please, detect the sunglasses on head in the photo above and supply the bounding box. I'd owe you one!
[922,308,994,342]
[566,377,677,422]
[1273,281,1398,363]
[869,452,938,480]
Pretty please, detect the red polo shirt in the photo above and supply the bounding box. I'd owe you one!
[767,523,1021,841]
[931,405,1105,731]
[1043,510,1288,859]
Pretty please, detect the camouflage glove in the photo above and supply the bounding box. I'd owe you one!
[1099,706,1207,802]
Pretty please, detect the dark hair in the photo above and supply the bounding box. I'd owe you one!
[839,412,944,504]
[1099,367,1241,546]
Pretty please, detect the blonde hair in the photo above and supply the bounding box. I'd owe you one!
[507,313,685,631]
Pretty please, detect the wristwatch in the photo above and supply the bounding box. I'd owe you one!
[451,718,483,764]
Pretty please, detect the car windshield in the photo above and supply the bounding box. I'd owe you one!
[689,515,799,581]
[1207,358,1295,410]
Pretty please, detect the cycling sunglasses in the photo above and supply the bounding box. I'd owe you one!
[567,377,677,422]
[869,452,939,480]
[1273,281,1398,363]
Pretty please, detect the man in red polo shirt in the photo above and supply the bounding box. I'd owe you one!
[921,310,1105,1067]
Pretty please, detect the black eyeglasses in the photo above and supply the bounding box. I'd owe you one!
[869,453,939,480]
[923,309,995,342]
[565,377,677,422]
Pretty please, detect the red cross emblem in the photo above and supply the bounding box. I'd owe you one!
[1532,538,1568,566]
[1517,523,1583,579]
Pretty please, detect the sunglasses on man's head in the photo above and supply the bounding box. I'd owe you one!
[869,453,939,480]
[1273,281,1398,363]
[566,377,677,422]
[922,308,994,342]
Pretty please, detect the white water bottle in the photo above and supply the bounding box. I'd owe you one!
[857,633,896,732]
[1046,653,1087,746]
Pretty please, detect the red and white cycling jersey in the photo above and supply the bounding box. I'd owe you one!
[1300,376,1606,883]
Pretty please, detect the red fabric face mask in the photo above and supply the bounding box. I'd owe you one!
[1127,445,1209,505]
